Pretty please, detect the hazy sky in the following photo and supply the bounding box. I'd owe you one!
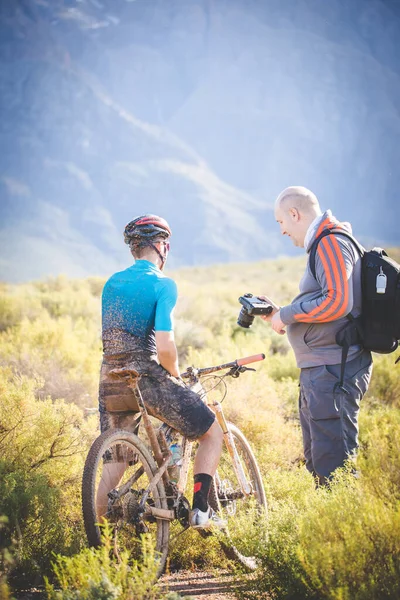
[1,0,400,281]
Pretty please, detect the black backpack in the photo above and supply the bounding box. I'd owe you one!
[309,229,400,390]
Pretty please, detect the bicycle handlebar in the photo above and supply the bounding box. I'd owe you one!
[236,353,265,367]
[181,353,265,379]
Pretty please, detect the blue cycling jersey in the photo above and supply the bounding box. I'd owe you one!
[102,260,178,354]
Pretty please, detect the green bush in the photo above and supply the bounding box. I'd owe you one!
[0,256,399,598]
[0,314,101,406]
[236,470,317,600]
[45,527,157,600]
[0,517,13,600]
[45,526,192,600]
[237,452,400,600]
[297,473,400,600]
[358,405,400,504]
[168,525,227,572]
[367,353,400,407]
[0,368,97,582]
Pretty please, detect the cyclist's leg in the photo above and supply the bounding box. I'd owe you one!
[190,421,224,528]
[136,359,216,441]
[194,420,223,476]
[97,355,141,518]
[96,411,140,518]
[136,360,224,526]
[97,462,126,518]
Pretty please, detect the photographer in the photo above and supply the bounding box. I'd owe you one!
[259,186,372,485]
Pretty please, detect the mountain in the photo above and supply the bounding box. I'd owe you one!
[0,0,399,282]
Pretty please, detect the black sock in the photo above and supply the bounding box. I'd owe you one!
[192,473,213,512]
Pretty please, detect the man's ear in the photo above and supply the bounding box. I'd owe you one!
[289,207,300,222]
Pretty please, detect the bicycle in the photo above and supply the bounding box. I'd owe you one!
[81,353,267,576]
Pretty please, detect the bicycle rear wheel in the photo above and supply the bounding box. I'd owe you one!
[209,422,267,569]
[82,428,170,577]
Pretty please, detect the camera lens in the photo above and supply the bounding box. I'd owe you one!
[237,307,255,328]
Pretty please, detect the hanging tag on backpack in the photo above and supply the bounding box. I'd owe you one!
[376,267,387,294]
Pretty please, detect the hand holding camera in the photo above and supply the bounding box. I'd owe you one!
[256,295,280,321]
[237,293,286,335]
[237,294,274,328]
[256,295,286,334]
[257,295,286,335]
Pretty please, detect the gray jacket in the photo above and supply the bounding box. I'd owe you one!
[280,210,363,368]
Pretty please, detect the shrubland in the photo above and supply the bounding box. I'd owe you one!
[0,254,399,599]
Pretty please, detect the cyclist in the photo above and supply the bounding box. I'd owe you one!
[98,214,224,528]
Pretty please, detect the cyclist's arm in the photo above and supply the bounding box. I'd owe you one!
[156,331,180,378]
[155,279,180,378]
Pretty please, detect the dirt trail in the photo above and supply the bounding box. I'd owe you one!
[14,570,241,600]
[160,569,238,599]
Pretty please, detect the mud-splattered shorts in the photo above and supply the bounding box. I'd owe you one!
[99,352,215,442]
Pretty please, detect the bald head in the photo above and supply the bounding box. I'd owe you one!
[274,186,322,248]
[275,186,321,215]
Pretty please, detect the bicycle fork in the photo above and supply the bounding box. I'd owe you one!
[213,402,253,496]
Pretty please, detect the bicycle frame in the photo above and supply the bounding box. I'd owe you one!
[181,353,265,498]
[110,352,265,522]
[213,402,252,495]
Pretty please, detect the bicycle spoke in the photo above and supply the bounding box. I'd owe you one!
[209,423,267,568]
[82,429,170,576]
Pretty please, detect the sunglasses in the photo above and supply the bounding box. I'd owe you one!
[157,240,170,252]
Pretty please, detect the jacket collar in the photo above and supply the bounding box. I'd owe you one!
[305,210,352,253]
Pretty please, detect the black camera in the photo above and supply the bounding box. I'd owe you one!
[237,293,273,328]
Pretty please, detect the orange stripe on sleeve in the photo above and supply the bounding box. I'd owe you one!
[310,237,345,321]
[294,236,349,322]
[326,235,349,319]
[294,238,335,321]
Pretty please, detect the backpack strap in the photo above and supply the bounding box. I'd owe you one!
[335,314,364,394]
[308,228,365,392]
[309,228,364,279]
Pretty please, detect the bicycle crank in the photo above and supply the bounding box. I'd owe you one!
[219,479,238,516]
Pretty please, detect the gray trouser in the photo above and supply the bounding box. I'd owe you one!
[299,350,372,482]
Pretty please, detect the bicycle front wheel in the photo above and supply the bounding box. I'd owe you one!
[209,422,267,569]
[82,428,170,577]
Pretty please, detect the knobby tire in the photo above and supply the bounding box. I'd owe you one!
[82,428,170,577]
[209,422,267,570]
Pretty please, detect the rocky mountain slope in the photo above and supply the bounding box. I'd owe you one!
[1,0,399,281]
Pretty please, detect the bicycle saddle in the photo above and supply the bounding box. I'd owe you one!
[108,367,140,380]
